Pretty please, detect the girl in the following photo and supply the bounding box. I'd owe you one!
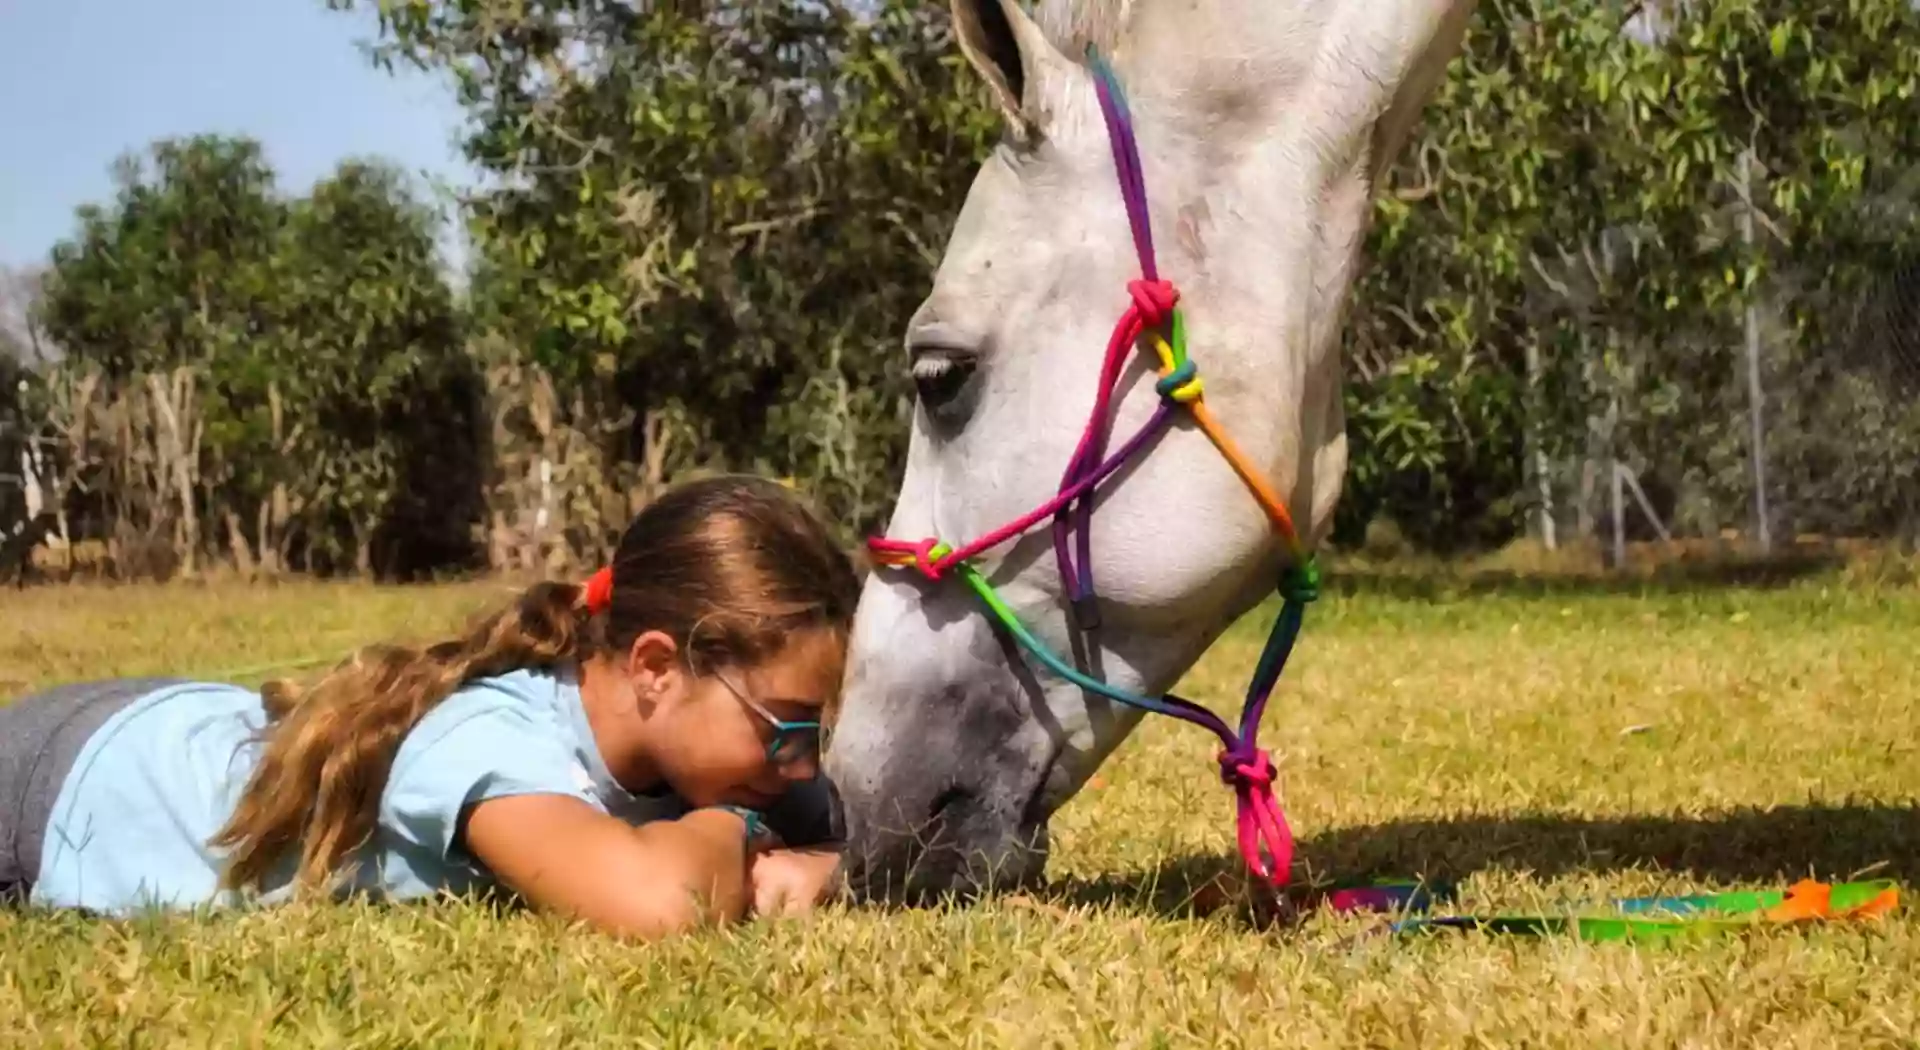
[0,474,857,940]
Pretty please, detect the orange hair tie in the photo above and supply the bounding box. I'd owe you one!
[581,566,614,615]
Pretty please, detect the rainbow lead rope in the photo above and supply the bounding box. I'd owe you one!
[1321,878,1903,942]
[867,45,1318,887]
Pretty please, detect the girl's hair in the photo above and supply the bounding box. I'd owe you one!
[210,474,861,894]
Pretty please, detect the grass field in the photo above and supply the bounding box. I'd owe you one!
[3,554,1918,1048]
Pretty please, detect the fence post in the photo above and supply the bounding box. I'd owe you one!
[1611,458,1627,570]
[1526,336,1557,550]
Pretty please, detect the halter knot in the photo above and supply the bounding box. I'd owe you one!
[1155,359,1204,404]
[1218,746,1294,885]
[1218,746,1275,787]
[1127,279,1179,331]
[1280,558,1322,604]
[908,538,951,580]
[864,537,953,580]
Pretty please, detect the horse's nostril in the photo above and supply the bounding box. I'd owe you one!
[824,777,849,842]
[928,784,971,824]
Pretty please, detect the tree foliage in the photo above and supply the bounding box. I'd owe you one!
[34,135,474,575]
[14,0,1920,581]
[1344,0,1920,548]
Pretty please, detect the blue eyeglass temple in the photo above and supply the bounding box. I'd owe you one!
[710,669,823,762]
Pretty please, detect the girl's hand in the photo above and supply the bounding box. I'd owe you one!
[748,847,843,917]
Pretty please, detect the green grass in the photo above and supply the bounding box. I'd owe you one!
[4,564,1918,1048]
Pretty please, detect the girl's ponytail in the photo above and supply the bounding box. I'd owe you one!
[212,579,595,893]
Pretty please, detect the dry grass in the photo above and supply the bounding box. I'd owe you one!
[2,557,1917,1048]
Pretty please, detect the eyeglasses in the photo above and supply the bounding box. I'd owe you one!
[710,669,824,766]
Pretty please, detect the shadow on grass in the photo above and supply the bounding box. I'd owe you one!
[1042,802,1920,924]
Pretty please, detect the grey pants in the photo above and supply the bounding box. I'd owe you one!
[1,677,182,903]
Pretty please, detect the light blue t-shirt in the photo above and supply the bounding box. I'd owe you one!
[31,667,686,914]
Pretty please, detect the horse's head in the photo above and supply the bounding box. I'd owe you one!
[825,0,1475,901]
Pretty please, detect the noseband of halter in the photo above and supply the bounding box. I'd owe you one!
[865,45,1321,889]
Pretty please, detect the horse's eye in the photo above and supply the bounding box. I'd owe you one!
[910,348,979,411]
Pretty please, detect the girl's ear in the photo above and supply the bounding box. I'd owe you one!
[624,630,682,704]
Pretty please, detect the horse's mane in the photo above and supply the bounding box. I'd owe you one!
[1029,0,1131,57]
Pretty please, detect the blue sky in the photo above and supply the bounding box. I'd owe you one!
[0,0,479,272]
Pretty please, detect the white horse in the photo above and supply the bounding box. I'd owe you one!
[823,0,1479,901]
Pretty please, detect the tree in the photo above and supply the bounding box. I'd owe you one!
[269,158,479,575]
[35,135,470,576]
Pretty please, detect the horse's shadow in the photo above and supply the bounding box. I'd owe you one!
[1040,802,1920,923]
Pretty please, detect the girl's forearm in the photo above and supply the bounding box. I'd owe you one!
[628,808,754,925]
[464,794,755,942]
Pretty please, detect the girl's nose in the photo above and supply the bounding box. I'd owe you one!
[779,754,821,783]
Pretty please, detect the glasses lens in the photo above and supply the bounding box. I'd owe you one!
[770,727,820,764]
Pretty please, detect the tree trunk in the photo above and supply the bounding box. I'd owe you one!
[226,509,256,578]
[1738,146,1773,553]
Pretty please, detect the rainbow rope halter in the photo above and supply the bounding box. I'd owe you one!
[867,47,1320,888]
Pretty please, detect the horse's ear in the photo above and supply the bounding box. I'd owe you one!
[951,0,1063,143]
